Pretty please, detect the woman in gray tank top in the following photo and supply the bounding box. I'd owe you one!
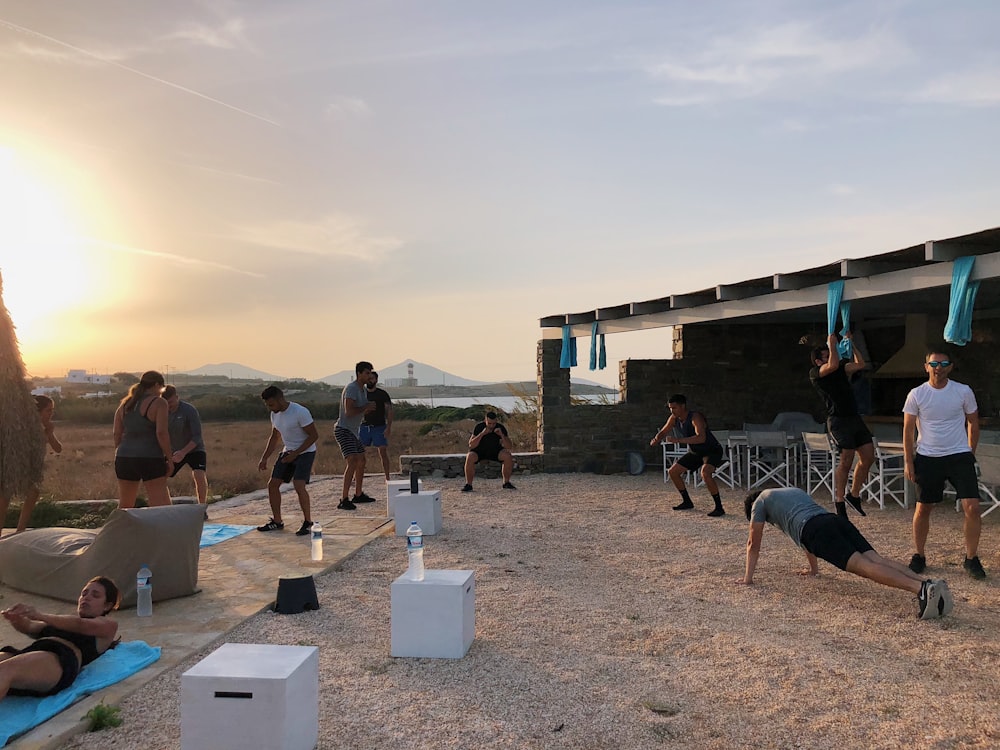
[113,371,173,508]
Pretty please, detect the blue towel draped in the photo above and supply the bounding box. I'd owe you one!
[589,322,607,370]
[0,641,161,746]
[943,256,979,346]
[826,281,852,359]
[560,325,577,368]
[200,523,256,548]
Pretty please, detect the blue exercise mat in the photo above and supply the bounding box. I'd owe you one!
[199,523,255,548]
[0,640,161,746]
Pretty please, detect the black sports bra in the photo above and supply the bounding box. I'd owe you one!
[38,625,101,666]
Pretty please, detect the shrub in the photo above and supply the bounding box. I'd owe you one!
[85,701,123,731]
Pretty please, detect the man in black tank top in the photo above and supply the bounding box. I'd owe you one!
[650,394,726,517]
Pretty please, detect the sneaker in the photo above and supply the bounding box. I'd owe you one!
[256,518,284,532]
[502,482,516,490]
[672,500,694,511]
[934,579,954,616]
[461,484,474,492]
[337,498,357,511]
[963,556,987,580]
[352,492,376,504]
[918,580,942,620]
[908,553,926,574]
[844,493,867,517]
[707,506,725,517]
[295,520,313,536]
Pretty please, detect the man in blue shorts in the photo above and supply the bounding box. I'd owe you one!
[903,346,986,579]
[809,331,873,518]
[739,488,952,620]
[649,394,726,517]
[360,370,394,482]
[334,361,377,510]
[256,386,318,535]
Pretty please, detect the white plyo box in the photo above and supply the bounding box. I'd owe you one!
[391,569,475,658]
[393,490,442,535]
[386,479,423,517]
[181,643,318,750]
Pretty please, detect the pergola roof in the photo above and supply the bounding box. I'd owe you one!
[540,226,1000,338]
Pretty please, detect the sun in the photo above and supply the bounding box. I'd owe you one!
[0,146,96,349]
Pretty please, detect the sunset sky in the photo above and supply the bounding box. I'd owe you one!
[1,1,998,387]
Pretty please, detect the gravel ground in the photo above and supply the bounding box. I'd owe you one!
[61,473,999,749]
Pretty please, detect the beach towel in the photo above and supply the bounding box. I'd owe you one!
[943,256,979,346]
[199,523,255,548]
[826,281,852,359]
[560,325,577,368]
[0,640,161,746]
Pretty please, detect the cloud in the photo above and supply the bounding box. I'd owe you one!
[162,18,249,50]
[828,183,856,196]
[225,214,403,260]
[324,96,372,121]
[910,68,1000,106]
[644,20,912,106]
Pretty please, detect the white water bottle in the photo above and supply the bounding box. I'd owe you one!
[311,522,323,561]
[136,564,153,617]
[405,522,424,581]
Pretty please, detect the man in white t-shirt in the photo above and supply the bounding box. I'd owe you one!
[256,385,319,536]
[902,347,985,579]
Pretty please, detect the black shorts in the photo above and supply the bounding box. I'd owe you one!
[271,451,316,484]
[800,514,874,571]
[115,456,168,482]
[828,415,873,451]
[471,447,504,463]
[676,449,725,472]
[2,638,80,696]
[913,452,980,504]
[170,450,207,477]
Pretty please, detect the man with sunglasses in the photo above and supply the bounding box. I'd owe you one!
[809,331,873,519]
[903,347,986,579]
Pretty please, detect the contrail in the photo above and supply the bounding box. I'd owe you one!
[0,17,281,127]
[85,237,266,278]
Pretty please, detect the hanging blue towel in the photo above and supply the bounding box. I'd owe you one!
[560,325,577,368]
[599,333,606,370]
[589,322,598,370]
[943,256,980,346]
[826,281,852,359]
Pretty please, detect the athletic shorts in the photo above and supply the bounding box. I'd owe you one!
[912,452,980,504]
[271,451,315,484]
[799,514,874,571]
[471,447,504,463]
[359,424,388,447]
[169,450,207,477]
[115,456,168,482]
[676,448,725,472]
[1,639,80,696]
[334,426,365,458]
[827,415,873,451]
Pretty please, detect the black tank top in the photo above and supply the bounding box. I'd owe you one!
[38,625,102,665]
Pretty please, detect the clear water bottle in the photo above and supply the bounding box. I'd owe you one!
[310,522,323,561]
[405,521,424,581]
[136,564,153,617]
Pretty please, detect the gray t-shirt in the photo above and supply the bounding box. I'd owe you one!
[168,401,205,452]
[750,488,828,549]
[335,381,369,436]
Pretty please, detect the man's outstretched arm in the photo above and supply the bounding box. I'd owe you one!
[738,522,765,584]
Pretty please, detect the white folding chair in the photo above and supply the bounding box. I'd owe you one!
[692,430,738,489]
[861,437,906,509]
[800,432,836,499]
[746,429,793,489]
[956,443,1000,517]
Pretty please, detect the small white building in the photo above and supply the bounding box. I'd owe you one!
[31,385,62,397]
[66,369,111,385]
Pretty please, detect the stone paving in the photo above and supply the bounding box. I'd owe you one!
[1,476,393,750]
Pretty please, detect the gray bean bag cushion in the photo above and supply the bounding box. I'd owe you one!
[0,504,204,608]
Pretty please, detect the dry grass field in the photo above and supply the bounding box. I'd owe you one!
[35,414,537,503]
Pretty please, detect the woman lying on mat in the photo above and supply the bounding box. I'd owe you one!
[0,576,120,700]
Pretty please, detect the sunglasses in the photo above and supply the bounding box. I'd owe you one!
[927,360,952,368]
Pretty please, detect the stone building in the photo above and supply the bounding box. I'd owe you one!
[537,226,1000,473]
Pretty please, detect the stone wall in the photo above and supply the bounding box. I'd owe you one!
[400,452,543,479]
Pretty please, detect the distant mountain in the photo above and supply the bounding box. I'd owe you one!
[319,359,487,387]
[181,362,285,381]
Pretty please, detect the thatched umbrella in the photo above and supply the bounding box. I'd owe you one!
[0,271,46,500]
